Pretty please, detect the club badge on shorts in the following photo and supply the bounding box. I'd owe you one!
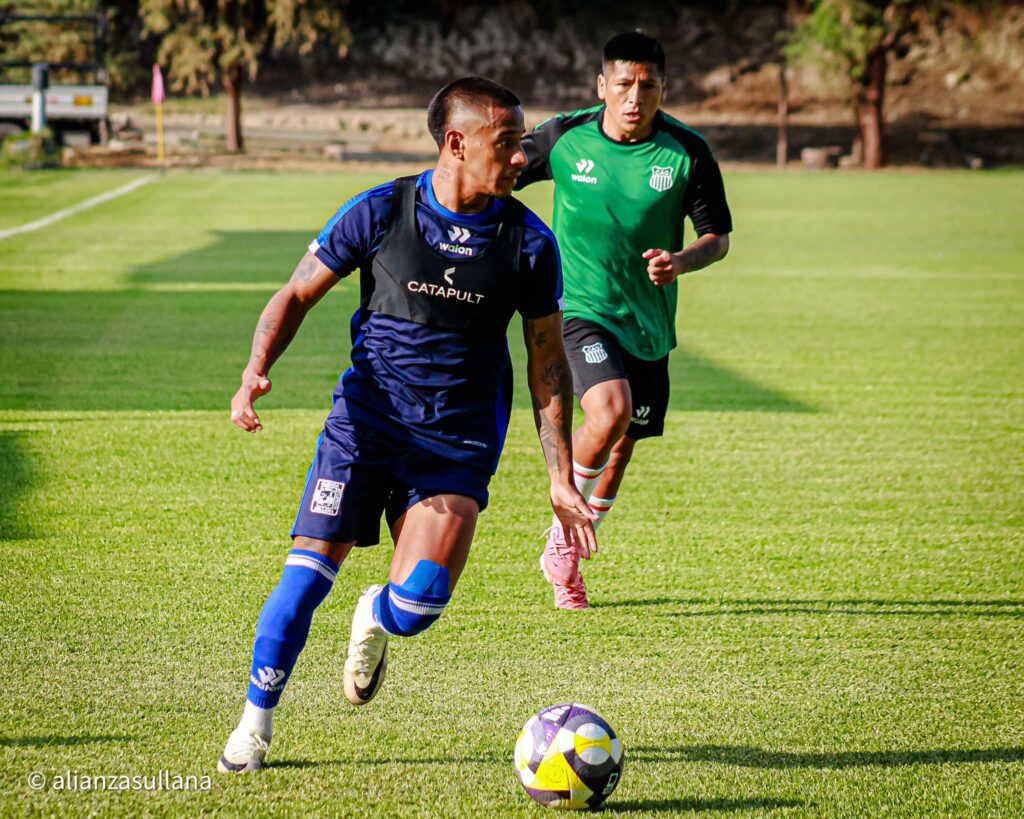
[649,166,674,192]
[582,342,609,364]
[310,479,345,516]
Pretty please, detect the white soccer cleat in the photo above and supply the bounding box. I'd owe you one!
[217,726,271,773]
[343,584,390,706]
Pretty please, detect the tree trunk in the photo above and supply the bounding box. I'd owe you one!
[860,45,887,168]
[848,99,864,166]
[224,64,244,154]
[777,62,789,168]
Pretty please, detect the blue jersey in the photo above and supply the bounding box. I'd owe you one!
[310,170,563,473]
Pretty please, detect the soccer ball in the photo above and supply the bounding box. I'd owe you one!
[514,703,624,810]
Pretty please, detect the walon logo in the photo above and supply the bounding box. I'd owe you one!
[251,667,287,692]
[439,225,474,255]
[572,158,598,185]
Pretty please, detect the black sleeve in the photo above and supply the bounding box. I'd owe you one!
[683,142,733,237]
[514,118,561,189]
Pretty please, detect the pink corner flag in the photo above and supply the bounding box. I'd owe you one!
[151,65,165,105]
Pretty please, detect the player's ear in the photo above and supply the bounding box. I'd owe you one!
[597,73,606,100]
[445,129,466,160]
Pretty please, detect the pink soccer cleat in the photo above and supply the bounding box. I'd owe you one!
[541,523,578,585]
[540,524,590,610]
[552,573,589,610]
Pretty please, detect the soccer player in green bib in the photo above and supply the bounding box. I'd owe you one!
[516,31,733,609]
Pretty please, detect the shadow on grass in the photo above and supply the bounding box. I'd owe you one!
[0,289,347,411]
[130,231,309,286]
[0,288,812,414]
[610,797,805,813]
[0,735,132,748]
[1,228,813,412]
[0,432,35,540]
[597,597,1024,618]
[272,755,504,769]
[129,229,814,413]
[629,745,1024,769]
[665,352,813,413]
[273,760,806,813]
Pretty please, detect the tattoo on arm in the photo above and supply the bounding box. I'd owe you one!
[291,254,319,283]
[248,293,303,373]
[255,316,278,337]
[524,316,574,475]
[532,394,564,473]
[247,252,333,373]
[524,317,549,350]
[678,234,728,274]
[530,357,574,475]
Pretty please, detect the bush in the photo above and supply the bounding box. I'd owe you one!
[1,128,62,169]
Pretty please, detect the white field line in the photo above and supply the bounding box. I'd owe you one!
[0,175,157,240]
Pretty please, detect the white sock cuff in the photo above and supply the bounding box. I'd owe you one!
[589,495,617,511]
[573,459,609,480]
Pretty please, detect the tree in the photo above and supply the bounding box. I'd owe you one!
[140,0,350,153]
[2,1,102,83]
[785,0,924,168]
[0,1,145,90]
[775,0,807,168]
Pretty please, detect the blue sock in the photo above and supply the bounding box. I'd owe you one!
[373,559,451,637]
[246,549,338,708]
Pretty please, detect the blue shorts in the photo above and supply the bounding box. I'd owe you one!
[290,415,492,547]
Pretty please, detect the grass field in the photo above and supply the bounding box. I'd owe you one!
[1,166,1022,817]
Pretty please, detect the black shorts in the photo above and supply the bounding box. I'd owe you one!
[563,318,669,440]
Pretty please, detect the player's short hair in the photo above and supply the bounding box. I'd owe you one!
[602,31,666,75]
[426,77,521,147]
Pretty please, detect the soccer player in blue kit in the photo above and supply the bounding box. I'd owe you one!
[218,77,596,772]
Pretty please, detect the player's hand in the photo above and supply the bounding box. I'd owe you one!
[550,482,598,559]
[643,248,680,286]
[230,370,272,432]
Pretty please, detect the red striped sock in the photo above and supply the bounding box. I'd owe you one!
[573,459,608,501]
[588,495,617,529]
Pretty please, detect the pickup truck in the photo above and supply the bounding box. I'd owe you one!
[0,10,109,144]
[0,81,109,144]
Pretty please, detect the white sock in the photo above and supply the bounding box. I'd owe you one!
[240,700,274,739]
[589,495,617,529]
[573,459,609,501]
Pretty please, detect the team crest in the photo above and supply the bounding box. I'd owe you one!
[310,479,344,516]
[649,166,674,192]
[582,342,609,364]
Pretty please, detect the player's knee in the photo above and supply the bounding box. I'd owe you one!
[374,559,451,637]
[591,397,632,441]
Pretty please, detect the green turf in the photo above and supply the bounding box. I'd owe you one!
[0,169,151,231]
[1,168,1022,816]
